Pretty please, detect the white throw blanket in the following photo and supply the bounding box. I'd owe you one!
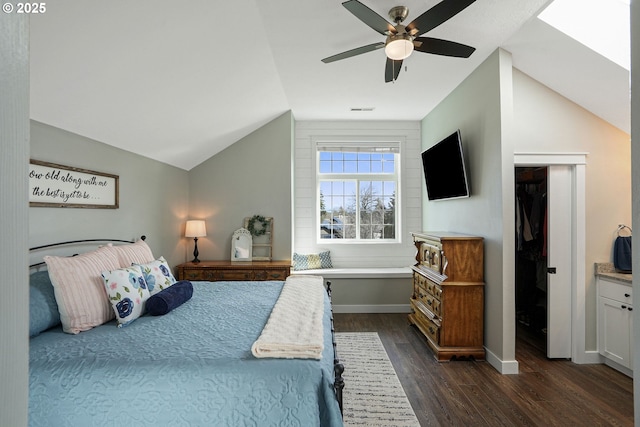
[251,275,325,359]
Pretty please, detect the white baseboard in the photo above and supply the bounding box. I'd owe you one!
[333,304,411,314]
[574,350,603,365]
[603,358,633,378]
[484,346,519,374]
[484,348,605,375]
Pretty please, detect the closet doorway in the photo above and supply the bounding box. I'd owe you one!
[515,165,572,359]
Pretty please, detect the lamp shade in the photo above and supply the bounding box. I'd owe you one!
[385,35,414,61]
[185,220,207,238]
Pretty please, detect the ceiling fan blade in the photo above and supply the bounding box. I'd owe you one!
[385,58,403,83]
[406,0,476,37]
[342,0,395,35]
[413,37,475,58]
[322,42,385,63]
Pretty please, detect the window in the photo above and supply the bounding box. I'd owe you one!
[317,142,399,242]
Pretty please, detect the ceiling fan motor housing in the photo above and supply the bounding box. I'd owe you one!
[388,6,409,24]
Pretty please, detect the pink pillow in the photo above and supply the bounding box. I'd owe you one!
[107,239,155,268]
[44,246,121,334]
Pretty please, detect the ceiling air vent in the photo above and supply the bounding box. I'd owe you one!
[350,107,375,112]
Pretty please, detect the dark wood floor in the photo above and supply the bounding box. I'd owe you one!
[333,313,634,426]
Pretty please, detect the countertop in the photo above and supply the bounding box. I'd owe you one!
[595,262,632,284]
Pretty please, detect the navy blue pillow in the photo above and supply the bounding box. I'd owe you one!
[146,280,193,316]
[29,271,61,337]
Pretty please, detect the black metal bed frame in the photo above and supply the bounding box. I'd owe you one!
[326,280,345,414]
[29,236,146,269]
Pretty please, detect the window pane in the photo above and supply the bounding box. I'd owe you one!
[383,153,395,173]
[319,160,331,173]
[370,181,383,194]
[319,181,331,194]
[344,181,356,195]
[318,150,397,241]
[320,179,357,239]
[383,181,396,194]
[345,161,357,172]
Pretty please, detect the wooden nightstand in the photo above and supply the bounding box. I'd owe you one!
[176,260,291,282]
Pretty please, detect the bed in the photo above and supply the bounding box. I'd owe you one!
[28,238,344,427]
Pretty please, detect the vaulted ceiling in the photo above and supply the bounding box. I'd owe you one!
[29,0,629,170]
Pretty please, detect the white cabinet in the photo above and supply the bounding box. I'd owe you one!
[597,277,633,376]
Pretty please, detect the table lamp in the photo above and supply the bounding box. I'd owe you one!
[185,220,206,263]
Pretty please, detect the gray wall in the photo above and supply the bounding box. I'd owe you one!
[512,68,631,351]
[421,47,634,371]
[188,111,293,260]
[30,121,189,268]
[0,13,29,427]
[421,49,513,364]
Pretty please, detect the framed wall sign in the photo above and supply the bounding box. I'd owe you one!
[29,160,119,208]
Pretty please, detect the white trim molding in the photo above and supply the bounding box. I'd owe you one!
[514,152,588,364]
[485,347,520,375]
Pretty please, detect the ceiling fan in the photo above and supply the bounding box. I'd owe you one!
[322,0,477,82]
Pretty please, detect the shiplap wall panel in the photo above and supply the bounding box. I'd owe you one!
[294,121,422,268]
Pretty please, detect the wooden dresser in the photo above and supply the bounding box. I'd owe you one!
[409,232,485,361]
[176,260,291,282]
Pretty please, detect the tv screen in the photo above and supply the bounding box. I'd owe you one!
[421,130,470,201]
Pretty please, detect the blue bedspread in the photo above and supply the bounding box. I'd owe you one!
[29,281,343,427]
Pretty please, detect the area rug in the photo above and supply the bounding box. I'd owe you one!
[335,332,421,426]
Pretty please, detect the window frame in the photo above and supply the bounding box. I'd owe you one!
[315,141,401,244]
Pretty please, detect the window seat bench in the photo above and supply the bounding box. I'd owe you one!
[290,267,413,313]
[290,267,412,279]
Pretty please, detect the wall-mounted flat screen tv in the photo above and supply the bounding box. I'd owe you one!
[421,130,470,201]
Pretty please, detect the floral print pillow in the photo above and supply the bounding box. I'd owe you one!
[135,256,176,296]
[101,266,150,327]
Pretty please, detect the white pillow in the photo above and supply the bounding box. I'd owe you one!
[101,266,150,327]
[135,256,176,296]
[44,246,120,334]
[107,239,155,268]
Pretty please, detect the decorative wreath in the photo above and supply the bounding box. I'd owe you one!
[247,215,269,237]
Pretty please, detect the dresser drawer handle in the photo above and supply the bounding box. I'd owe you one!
[428,326,435,334]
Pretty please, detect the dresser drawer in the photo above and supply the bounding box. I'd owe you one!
[218,270,252,281]
[414,272,427,289]
[253,269,288,281]
[422,293,441,318]
[426,279,442,300]
[599,278,632,304]
[176,261,291,282]
[410,300,441,344]
[181,269,217,281]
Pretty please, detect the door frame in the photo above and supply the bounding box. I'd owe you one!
[514,153,588,363]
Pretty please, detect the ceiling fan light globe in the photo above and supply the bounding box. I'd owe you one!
[385,37,413,60]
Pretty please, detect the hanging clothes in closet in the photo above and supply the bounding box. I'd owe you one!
[515,169,548,333]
